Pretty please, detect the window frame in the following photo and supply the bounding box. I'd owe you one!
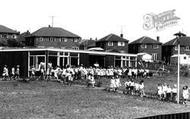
[141,44,147,49]
[108,41,113,46]
[118,42,125,46]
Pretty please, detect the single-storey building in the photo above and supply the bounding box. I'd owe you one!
[0,47,137,77]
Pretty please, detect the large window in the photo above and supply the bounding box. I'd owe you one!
[108,42,113,46]
[141,44,147,49]
[118,42,125,46]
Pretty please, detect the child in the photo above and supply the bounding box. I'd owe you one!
[182,86,189,104]
[134,82,140,95]
[114,73,121,92]
[157,84,164,100]
[130,79,135,95]
[15,65,20,80]
[171,84,177,102]
[87,73,95,88]
[46,64,52,81]
[166,84,172,101]
[10,67,15,80]
[124,80,130,94]
[2,65,9,80]
[31,66,36,79]
[139,80,145,97]
[65,65,74,86]
[110,76,116,92]
[162,83,168,100]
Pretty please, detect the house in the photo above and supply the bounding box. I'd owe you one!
[0,25,20,46]
[128,36,162,61]
[17,30,31,47]
[25,25,81,49]
[170,54,190,65]
[96,34,129,53]
[162,35,190,64]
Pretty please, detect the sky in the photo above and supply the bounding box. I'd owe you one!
[0,0,189,43]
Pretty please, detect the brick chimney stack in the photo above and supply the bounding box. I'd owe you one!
[120,33,123,38]
[157,36,160,42]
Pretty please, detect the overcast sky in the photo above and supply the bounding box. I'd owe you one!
[0,0,189,43]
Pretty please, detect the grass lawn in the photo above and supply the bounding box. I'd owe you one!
[0,75,190,119]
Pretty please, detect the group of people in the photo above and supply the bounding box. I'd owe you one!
[1,65,20,80]
[108,75,145,97]
[1,63,189,104]
[29,64,151,81]
[157,83,177,102]
[124,79,145,97]
[157,83,190,104]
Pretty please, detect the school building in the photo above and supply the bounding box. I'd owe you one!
[0,47,137,77]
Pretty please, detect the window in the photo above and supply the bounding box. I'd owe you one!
[13,35,17,39]
[108,42,113,46]
[57,38,61,42]
[73,39,78,42]
[153,45,159,49]
[118,42,125,46]
[50,38,54,42]
[64,38,68,42]
[185,46,190,51]
[141,44,147,49]
[152,53,158,61]
[72,47,79,50]
[39,37,44,41]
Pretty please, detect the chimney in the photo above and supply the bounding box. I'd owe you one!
[120,33,123,38]
[156,36,160,42]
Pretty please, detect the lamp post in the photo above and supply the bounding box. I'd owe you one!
[174,32,186,104]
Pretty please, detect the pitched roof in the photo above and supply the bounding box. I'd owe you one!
[31,26,81,38]
[163,36,190,46]
[97,34,128,42]
[129,36,162,44]
[0,25,19,34]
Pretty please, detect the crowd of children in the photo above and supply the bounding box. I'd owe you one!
[1,65,20,80]
[1,64,189,104]
[157,83,177,102]
[157,83,190,104]
[124,79,145,97]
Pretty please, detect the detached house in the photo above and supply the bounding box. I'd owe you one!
[162,35,190,64]
[128,36,162,61]
[0,25,19,46]
[96,34,129,53]
[25,25,81,49]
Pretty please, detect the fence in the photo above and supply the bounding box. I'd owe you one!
[137,112,190,119]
